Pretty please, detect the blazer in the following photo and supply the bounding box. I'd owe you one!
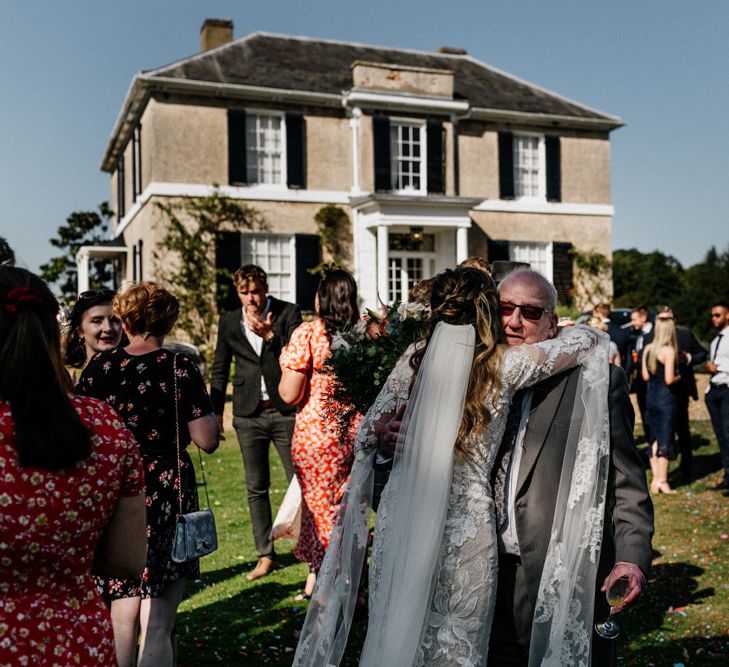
[500,365,653,664]
[210,297,302,418]
[642,325,708,400]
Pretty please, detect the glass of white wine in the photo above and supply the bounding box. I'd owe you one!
[594,576,630,639]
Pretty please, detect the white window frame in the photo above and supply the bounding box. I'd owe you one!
[388,249,437,302]
[239,233,296,302]
[509,241,553,283]
[513,132,546,201]
[390,119,427,195]
[245,109,287,188]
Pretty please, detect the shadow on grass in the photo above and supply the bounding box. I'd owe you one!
[185,552,301,592]
[623,635,729,666]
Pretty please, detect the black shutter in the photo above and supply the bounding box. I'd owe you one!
[498,131,515,199]
[373,116,391,191]
[117,155,125,220]
[545,135,561,202]
[215,232,242,311]
[228,109,247,184]
[295,234,322,310]
[486,238,510,262]
[286,113,306,189]
[426,120,445,194]
[552,242,573,305]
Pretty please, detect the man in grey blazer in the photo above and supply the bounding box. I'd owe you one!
[211,264,302,580]
[378,269,653,666]
[488,270,653,666]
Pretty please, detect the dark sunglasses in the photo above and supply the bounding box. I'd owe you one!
[499,300,548,322]
[78,289,116,300]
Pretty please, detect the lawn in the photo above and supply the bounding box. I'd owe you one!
[177,421,729,666]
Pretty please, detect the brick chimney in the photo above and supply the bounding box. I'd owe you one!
[200,18,233,51]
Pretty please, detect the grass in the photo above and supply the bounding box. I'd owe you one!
[177,422,729,666]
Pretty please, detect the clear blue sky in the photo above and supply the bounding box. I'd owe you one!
[1,0,727,273]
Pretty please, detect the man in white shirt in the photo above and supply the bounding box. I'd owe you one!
[706,300,729,491]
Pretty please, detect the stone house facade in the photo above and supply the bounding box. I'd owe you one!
[85,19,622,311]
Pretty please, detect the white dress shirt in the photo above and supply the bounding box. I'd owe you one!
[709,324,729,388]
[497,389,534,556]
[240,300,271,401]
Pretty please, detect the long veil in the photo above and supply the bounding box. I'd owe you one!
[293,321,475,666]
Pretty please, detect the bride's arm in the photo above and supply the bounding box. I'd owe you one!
[502,324,606,392]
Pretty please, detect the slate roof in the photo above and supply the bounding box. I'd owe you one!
[146,32,616,121]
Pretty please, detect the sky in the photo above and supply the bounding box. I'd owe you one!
[1,0,728,274]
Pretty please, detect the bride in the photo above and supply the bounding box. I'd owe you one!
[294,267,610,666]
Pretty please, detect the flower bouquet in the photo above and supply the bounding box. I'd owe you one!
[323,301,428,432]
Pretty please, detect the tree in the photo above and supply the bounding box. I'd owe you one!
[570,249,611,311]
[39,203,113,300]
[153,190,266,369]
[612,248,684,308]
[309,205,350,273]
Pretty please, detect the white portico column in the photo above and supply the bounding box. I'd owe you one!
[456,226,468,264]
[76,248,90,293]
[377,224,389,303]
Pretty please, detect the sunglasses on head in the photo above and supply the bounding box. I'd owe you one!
[78,289,116,300]
[499,300,548,322]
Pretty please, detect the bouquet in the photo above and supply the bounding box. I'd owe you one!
[323,301,428,432]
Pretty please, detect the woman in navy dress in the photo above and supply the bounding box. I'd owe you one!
[642,314,681,494]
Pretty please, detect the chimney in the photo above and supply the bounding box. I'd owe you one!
[200,18,233,51]
[436,46,468,56]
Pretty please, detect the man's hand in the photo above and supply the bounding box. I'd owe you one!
[247,311,274,341]
[601,561,645,613]
[380,405,406,458]
[706,361,719,374]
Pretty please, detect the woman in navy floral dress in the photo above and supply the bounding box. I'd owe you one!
[78,282,219,667]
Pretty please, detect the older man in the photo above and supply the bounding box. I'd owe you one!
[487,270,653,666]
[379,269,653,666]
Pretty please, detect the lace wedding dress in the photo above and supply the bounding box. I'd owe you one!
[294,323,610,667]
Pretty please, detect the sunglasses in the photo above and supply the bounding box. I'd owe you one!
[499,300,548,322]
[78,289,116,300]
[656,315,675,321]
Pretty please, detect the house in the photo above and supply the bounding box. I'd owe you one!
[87,19,622,311]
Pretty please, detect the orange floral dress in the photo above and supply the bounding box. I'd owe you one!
[280,319,361,570]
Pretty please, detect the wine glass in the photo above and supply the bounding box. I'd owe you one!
[594,576,630,639]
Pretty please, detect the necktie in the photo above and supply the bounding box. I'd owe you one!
[493,392,525,531]
[713,334,723,362]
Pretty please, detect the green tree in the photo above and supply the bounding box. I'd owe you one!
[612,248,684,308]
[39,203,113,300]
[153,190,266,370]
[309,205,350,274]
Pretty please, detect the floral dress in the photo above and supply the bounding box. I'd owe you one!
[280,319,362,570]
[0,395,144,666]
[78,348,213,599]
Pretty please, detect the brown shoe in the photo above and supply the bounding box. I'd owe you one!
[246,556,276,581]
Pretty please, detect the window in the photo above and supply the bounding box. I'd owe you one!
[131,126,142,202]
[388,232,436,301]
[116,155,125,221]
[240,234,294,302]
[390,121,426,193]
[510,241,553,282]
[513,134,544,199]
[246,113,285,185]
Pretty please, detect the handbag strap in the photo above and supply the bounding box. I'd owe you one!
[173,353,212,520]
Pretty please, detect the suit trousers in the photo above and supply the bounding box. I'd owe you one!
[488,554,617,667]
[706,384,729,483]
[675,390,693,480]
[233,408,296,557]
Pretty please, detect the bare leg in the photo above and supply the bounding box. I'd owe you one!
[138,579,187,667]
[657,456,675,493]
[110,596,142,667]
[649,442,660,493]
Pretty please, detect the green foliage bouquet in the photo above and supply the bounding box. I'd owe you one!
[323,301,428,431]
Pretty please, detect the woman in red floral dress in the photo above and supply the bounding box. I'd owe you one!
[279,267,361,599]
[0,267,146,667]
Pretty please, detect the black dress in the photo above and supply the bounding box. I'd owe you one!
[645,360,677,458]
[78,348,214,598]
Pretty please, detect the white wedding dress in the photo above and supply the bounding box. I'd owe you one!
[294,323,611,667]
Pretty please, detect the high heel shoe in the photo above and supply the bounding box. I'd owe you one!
[650,480,661,495]
[658,482,676,495]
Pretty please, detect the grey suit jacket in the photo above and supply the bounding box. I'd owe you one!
[210,297,302,417]
[501,364,653,657]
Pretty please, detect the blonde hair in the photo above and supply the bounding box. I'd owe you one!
[644,317,678,375]
[411,267,505,456]
[113,282,179,337]
[587,316,608,333]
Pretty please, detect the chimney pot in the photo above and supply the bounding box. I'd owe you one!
[200,18,233,51]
